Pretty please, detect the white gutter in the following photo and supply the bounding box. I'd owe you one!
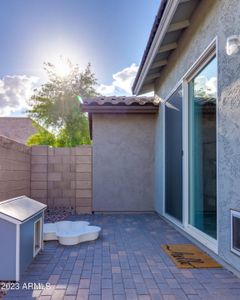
[134,0,181,95]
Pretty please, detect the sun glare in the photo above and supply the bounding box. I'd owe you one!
[54,57,71,77]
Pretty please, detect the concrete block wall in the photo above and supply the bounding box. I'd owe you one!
[30,145,92,213]
[0,136,31,201]
[48,147,75,208]
[75,146,92,214]
[31,146,48,204]
[0,135,92,213]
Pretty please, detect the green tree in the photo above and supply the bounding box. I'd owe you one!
[28,58,98,146]
[27,122,56,146]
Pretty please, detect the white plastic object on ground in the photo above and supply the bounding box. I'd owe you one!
[43,221,101,245]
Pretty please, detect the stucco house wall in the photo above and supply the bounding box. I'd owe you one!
[154,0,240,271]
[92,113,156,212]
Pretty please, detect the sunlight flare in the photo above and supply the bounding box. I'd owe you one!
[54,57,71,77]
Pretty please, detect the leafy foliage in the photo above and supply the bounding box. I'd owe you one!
[27,122,55,146]
[28,58,98,146]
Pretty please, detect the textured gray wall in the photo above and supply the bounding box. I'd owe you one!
[92,113,156,211]
[155,0,240,271]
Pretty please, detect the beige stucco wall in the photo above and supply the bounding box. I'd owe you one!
[92,113,157,212]
[0,136,31,201]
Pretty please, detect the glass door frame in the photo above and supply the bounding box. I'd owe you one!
[162,38,218,254]
[183,39,218,253]
[163,84,184,227]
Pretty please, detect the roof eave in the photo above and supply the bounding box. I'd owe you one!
[81,104,159,114]
[81,104,159,141]
[132,0,181,95]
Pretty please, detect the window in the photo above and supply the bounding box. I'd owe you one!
[34,218,42,257]
[188,55,217,239]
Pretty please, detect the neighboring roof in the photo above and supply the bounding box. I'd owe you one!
[132,0,200,95]
[0,196,46,224]
[0,135,31,154]
[0,117,37,145]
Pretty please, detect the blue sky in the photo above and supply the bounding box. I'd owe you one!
[0,0,159,116]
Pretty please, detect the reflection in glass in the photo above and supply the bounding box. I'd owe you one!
[165,86,182,222]
[189,56,217,239]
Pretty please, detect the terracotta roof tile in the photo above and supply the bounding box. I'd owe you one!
[83,96,159,106]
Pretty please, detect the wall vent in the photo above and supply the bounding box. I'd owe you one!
[231,210,240,256]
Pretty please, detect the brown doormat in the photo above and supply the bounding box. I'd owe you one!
[162,244,221,269]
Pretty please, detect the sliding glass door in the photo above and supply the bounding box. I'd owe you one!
[189,56,217,239]
[165,86,183,222]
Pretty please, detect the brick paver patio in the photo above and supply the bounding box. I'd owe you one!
[4,214,240,300]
